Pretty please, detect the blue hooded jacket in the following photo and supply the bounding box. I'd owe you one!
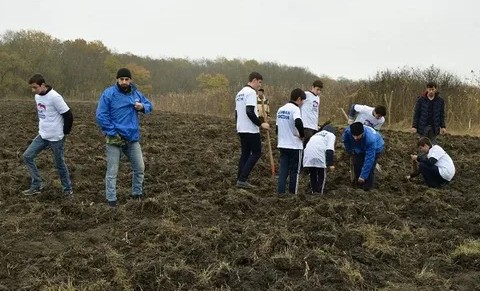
[342,125,384,179]
[96,83,153,142]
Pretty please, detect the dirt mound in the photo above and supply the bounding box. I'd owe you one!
[1,101,479,290]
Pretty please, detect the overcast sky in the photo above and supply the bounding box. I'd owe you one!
[1,0,479,80]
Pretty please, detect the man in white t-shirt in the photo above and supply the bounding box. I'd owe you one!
[22,74,74,197]
[303,124,336,195]
[276,88,306,195]
[235,72,270,189]
[301,80,323,147]
[348,104,386,130]
[409,137,455,187]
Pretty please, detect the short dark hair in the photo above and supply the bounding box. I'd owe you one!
[29,74,46,86]
[290,88,306,101]
[249,72,263,82]
[417,137,432,148]
[258,88,264,92]
[426,81,437,88]
[312,80,323,89]
[374,105,387,116]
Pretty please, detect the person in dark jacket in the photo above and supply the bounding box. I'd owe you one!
[411,82,446,143]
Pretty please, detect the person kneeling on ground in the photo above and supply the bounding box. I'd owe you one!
[303,123,336,195]
[407,137,455,188]
[342,122,384,191]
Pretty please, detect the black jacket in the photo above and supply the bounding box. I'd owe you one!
[412,93,445,136]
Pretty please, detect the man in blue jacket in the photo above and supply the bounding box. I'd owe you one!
[342,122,384,191]
[96,68,153,207]
[411,82,446,144]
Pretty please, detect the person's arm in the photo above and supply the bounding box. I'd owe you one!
[342,129,352,154]
[439,98,446,129]
[348,104,358,119]
[417,154,438,166]
[96,93,117,136]
[374,119,384,130]
[294,118,304,138]
[360,140,375,179]
[246,105,261,126]
[326,150,334,166]
[61,110,73,134]
[412,98,421,129]
[136,92,153,114]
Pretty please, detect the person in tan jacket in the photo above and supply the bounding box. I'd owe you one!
[257,89,270,122]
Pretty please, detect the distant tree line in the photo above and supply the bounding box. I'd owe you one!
[2,29,480,132]
[0,30,320,99]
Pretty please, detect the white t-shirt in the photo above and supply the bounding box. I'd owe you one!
[353,105,385,130]
[303,130,336,168]
[428,145,455,181]
[235,86,259,133]
[301,91,319,130]
[35,89,70,141]
[276,102,303,149]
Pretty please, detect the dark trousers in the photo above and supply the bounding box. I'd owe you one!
[278,148,302,194]
[419,162,448,188]
[352,153,378,190]
[303,128,317,148]
[308,167,327,194]
[237,133,262,182]
[419,125,438,144]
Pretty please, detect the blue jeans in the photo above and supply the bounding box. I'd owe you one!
[277,148,302,194]
[23,135,72,192]
[106,142,145,202]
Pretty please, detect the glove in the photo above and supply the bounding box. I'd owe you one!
[106,134,126,147]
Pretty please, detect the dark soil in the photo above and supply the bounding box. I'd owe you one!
[1,101,479,290]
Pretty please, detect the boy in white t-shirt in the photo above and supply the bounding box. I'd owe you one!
[303,124,336,195]
[276,88,306,195]
[22,74,74,197]
[301,80,323,147]
[348,104,386,130]
[409,137,455,187]
[235,72,270,189]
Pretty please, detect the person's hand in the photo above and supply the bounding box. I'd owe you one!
[347,118,354,125]
[134,102,144,111]
[410,154,417,161]
[440,128,447,134]
[260,122,270,130]
[357,177,365,184]
[410,128,417,134]
[328,166,335,171]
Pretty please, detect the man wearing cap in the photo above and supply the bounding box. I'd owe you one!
[342,122,384,191]
[96,68,154,207]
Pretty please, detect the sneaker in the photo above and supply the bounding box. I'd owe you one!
[107,200,118,207]
[236,180,255,189]
[63,191,74,199]
[22,187,42,196]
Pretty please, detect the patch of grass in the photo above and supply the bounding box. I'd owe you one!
[339,259,364,284]
[451,239,480,258]
[360,224,394,255]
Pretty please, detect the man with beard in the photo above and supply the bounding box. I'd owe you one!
[411,82,446,144]
[96,68,154,207]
